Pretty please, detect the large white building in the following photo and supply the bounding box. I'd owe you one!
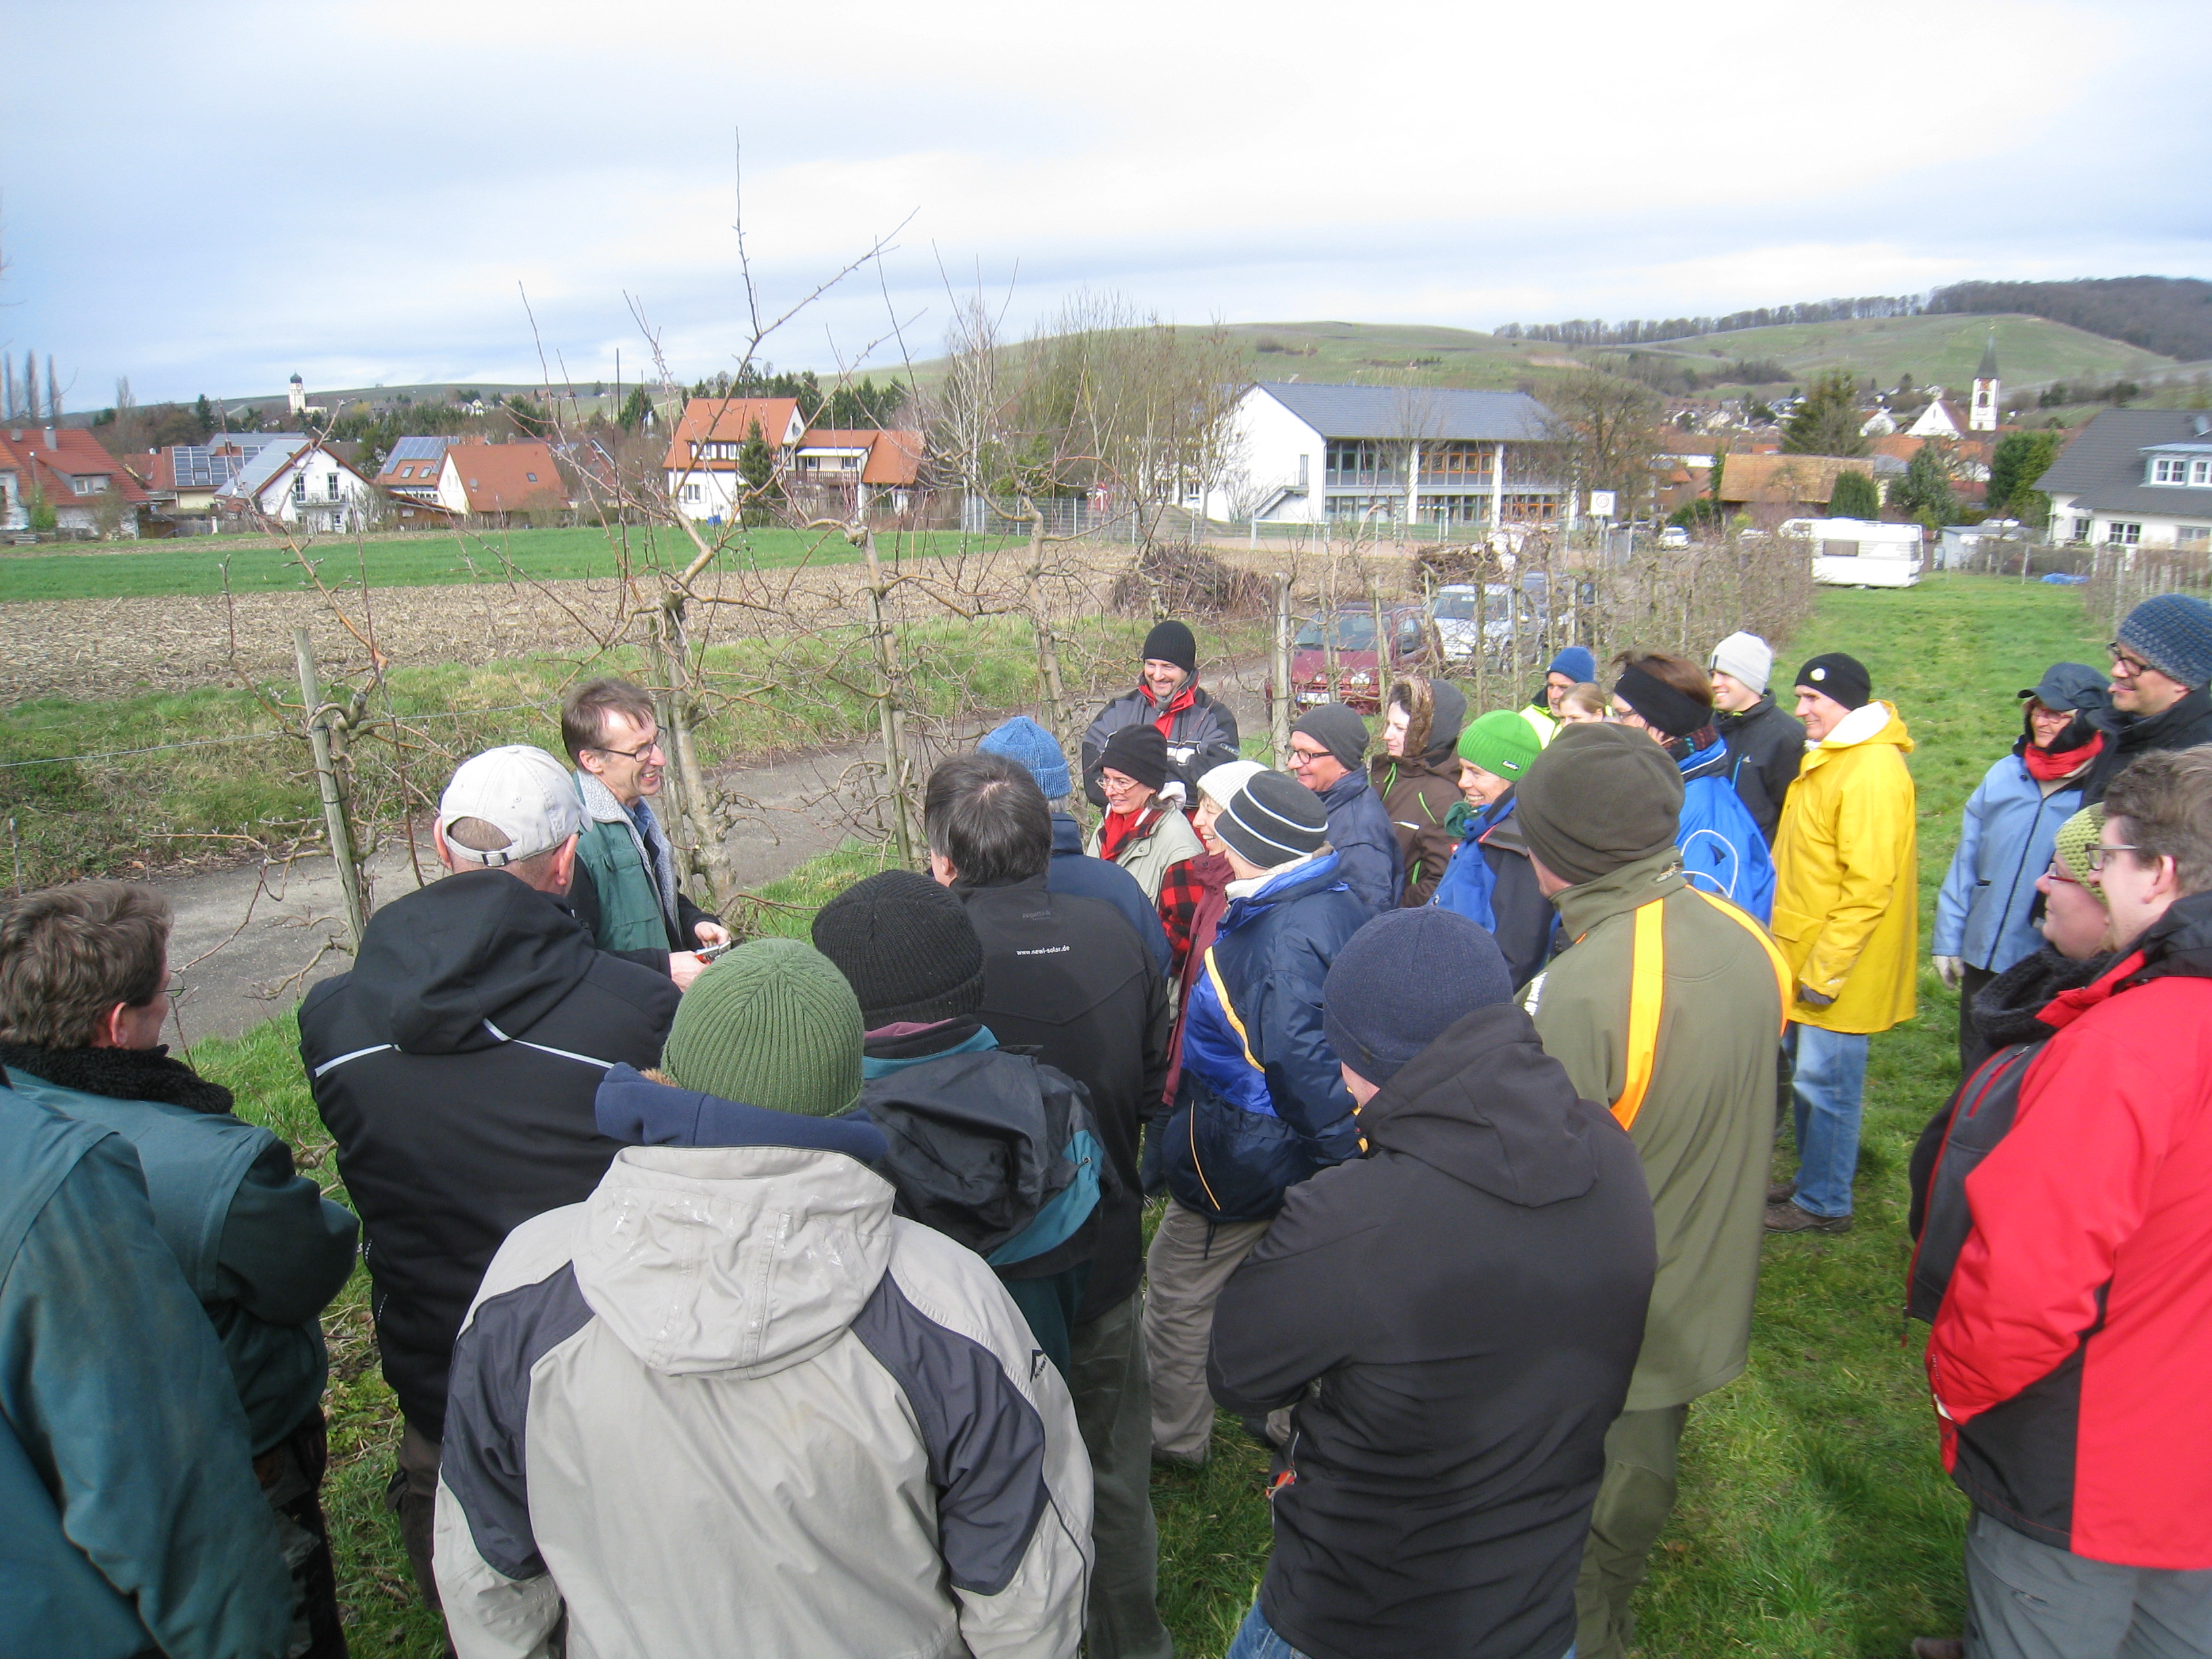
[1204,382,1558,527]
[2037,409,2212,550]
[213,438,375,533]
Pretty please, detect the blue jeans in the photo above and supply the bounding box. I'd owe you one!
[1225,1597,1574,1659]
[1789,1023,1870,1218]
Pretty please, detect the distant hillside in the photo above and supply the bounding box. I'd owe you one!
[1616,313,2173,394]
[1926,278,2212,365]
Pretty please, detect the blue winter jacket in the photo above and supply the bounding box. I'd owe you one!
[1313,771,1404,914]
[1675,737,1776,924]
[1162,853,1369,1223]
[1933,751,2085,972]
[1431,796,1513,929]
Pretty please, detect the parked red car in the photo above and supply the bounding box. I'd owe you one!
[1276,605,1433,714]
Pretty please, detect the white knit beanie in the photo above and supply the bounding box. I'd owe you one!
[1708,632,1773,697]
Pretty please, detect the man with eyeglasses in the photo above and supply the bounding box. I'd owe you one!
[1923,749,2212,1659]
[2079,593,2212,806]
[1288,703,1404,914]
[561,677,731,989]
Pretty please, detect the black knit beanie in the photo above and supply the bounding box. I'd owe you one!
[1142,621,1197,675]
[1515,721,1683,887]
[1099,723,1174,793]
[1324,908,1513,1088]
[1794,653,1872,711]
[810,869,986,1027]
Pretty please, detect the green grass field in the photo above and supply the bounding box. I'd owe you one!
[0,521,1035,602]
[186,573,2108,1656]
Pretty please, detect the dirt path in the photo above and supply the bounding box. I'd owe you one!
[160,665,1271,1045]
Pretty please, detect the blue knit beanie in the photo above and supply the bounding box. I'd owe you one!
[1547,645,1596,684]
[2118,594,2212,690]
[1323,908,1514,1088]
[977,716,1072,800]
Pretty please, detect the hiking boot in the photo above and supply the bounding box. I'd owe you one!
[1765,1200,1851,1234]
[1767,1178,1797,1205]
[1910,1639,1963,1659]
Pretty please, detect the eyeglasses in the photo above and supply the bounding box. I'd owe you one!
[589,735,663,764]
[2086,842,2142,873]
[2045,860,2080,886]
[2108,643,2152,678]
[1287,745,1331,765]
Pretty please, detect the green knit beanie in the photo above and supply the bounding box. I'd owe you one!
[1457,709,1542,781]
[2053,804,2108,900]
[661,938,865,1118]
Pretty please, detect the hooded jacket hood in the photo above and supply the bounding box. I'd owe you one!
[1810,697,1913,756]
[1414,680,1469,766]
[573,1132,896,1378]
[348,870,602,1054]
[1357,1004,1601,1208]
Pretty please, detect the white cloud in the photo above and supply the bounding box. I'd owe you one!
[1,0,2204,402]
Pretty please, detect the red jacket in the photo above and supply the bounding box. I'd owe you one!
[1925,891,2212,1568]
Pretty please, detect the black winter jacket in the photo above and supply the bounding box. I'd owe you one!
[1313,770,1404,914]
[1050,811,1172,975]
[957,873,1170,1321]
[1713,695,1805,844]
[298,871,679,1438]
[1209,1004,1656,1659]
[2081,687,2212,804]
[1080,682,1242,808]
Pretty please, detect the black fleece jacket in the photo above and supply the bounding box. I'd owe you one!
[1209,1004,1655,1659]
[298,870,678,1438]
[2081,687,2212,804]
[1713,695,1805,844]
[957,872,1170,1322]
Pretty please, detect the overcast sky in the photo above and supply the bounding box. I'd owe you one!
[4,0,2207,407]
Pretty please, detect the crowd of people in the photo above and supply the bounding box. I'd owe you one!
[6,594,2211,1659]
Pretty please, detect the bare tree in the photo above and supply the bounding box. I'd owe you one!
[1540,369,1665,520]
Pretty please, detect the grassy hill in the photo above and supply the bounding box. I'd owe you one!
[1608,312,2175,394]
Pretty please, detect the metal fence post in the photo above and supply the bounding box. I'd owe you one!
[1271,573,1294,767]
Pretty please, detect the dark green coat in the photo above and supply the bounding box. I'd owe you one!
[1532,848,1783,1410]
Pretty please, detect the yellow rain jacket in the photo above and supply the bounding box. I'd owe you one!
[1770,699,1919,1035]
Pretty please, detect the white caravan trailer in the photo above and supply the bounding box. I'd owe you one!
[1782,517,1926,588]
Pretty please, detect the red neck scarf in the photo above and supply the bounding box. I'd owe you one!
[1099,804,1157,863]
[2025,731,2103,782]
[1148,680,1197,737]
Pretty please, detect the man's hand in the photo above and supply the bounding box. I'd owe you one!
[693,920,733,951]
[1796,984,1836,1009]
[1932,955,1963,991]
[670,952,709,991]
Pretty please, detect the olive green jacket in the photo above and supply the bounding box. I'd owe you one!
[1532,847,1784,1410]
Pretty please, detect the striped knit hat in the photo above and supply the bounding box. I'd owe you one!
[1216,770,1330,869]
[2053,804,2108,898]
[661,938,865,1118]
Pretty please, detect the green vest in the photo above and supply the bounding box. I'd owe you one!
[577,817,672,951]
[5,1069,327,1452]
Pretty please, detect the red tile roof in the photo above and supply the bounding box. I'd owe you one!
[863,430,924,487]
[445,441,567,513]
[0,426,150,505]
[663,398,802,472]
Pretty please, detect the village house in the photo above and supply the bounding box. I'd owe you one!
[1714,453,1878,523]
[1206,382,1560,528]
[2037,409,2212,550]
[213,438,375,533]
[377,435,477,501]
[0,426,150,537]
[663,398,923,521]
[434,440,570,526]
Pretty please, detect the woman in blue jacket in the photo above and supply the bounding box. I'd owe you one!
[1932,663,2107,1069]
[1431,711,1554,988]
[1609,652,1776,923]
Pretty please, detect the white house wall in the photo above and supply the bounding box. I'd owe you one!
[1206,388,1325,525]
[666,467,743,521]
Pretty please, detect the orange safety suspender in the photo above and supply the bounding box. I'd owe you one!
[1610,889,1794,1132]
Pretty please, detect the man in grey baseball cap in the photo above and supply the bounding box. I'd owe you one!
[297,744,678,1616]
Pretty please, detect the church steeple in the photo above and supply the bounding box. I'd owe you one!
[1970,330,1999,432]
